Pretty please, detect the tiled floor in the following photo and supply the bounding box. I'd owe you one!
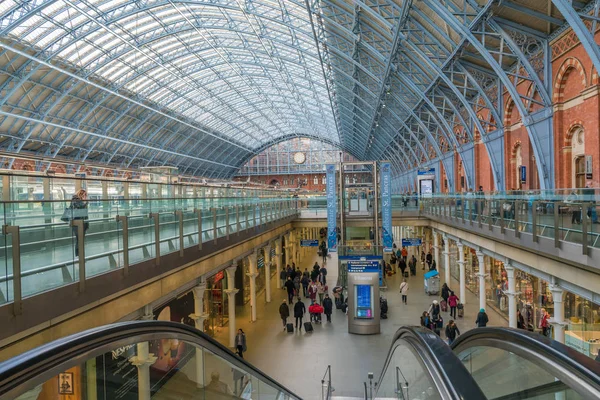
[213,247,507,399]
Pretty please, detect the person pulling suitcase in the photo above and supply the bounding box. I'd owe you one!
[279,299,290,331]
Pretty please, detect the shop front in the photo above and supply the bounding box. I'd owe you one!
[565,294,600,359]
[204,269,229,337]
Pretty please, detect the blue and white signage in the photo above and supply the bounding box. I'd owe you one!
[326,164,337,251]
[381,162,393,253]
[300,239,319,247]
[348,260,382,286]
[401,238,422,247]
[418,168,435,176]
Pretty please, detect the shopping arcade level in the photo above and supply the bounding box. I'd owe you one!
[2,190,600,349]
[0,321,598,400]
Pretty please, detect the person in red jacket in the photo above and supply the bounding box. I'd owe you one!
[539,308,550,336]
[309,302,324,324]
[448,291,459,319]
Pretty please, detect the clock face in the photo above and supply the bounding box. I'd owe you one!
[293,152,306,164]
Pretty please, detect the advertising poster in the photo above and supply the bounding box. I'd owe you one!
[381,162,393,252]
[326,164,337,251]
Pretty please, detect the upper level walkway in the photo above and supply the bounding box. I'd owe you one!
[2,179,600,358]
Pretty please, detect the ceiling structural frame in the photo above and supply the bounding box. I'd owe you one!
[0,0,597,184]
[0,0,340,178]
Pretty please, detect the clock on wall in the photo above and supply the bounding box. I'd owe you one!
[293,152,306,164]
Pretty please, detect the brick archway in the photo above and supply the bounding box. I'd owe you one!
[554,57,587,102]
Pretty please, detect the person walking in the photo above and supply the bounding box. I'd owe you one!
[320,265,328,285]
[595,349,600,362]
[426,251,433,269]
[420,251,426,270]
[293,274,301,299]
[476,308,489,327]
[399,279,409,304]
[420,311,432,330]
[517,309,525,329]
[399,257,407,277]
[323,294,333,322]
[294,298,306,331]
[317,280,326,304]
[284,277,295,305]
[401,246,408,262]
[428,300,441,320]
[448,291,459,319]
[539,308,550,336]
[441,283,450,303]
[445,320,460,345]
[280,269,287,289]
[301,274,309,298]
[308,280,318,302]
[235,329,247,358]
[279,300,290,330]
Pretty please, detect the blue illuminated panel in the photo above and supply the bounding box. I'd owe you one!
[355,285,373,319]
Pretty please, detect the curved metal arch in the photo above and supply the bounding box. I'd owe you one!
[423,0,554,189]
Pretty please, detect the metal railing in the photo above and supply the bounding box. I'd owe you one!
[321,364,333,400]
[0,197,299,312]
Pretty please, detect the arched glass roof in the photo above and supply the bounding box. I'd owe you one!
[0,0,598,185]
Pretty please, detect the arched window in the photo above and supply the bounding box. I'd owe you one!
[313,176,318,185]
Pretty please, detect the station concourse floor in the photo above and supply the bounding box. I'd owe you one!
[213,249,507,399]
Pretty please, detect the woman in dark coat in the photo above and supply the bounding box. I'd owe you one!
[69,189,89,257]
[294,298,306,331]
[323,294,333,323]
[476,309,489,327]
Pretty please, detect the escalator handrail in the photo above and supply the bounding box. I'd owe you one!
[0,320,301,399]
[451,327,600,395]
[373,326,487,399]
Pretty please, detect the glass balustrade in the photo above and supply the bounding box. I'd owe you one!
[0,197,298,307]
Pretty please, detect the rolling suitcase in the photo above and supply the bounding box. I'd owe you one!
[403,271,409,278]
[304,322,313,332]
[457,303,464,318]
[286,323,294,333]
[440,300,448,312]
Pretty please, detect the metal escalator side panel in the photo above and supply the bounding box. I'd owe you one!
[373,326,487,399]
[0,320,301,400]
[451,327,600,399]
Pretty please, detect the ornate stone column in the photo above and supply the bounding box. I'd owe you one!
[190,281,208,387]
[224,265,239,348]
[264,244,272,303]
[247,252,258,322]
[129,342,157,400]
[549,283,566,343]
[457,241,466,304]
[443,234,450,285]
[504,262,519,329]
[275,238,283,289]
[476,251,487,312]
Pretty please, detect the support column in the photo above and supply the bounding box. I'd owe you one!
[443,234,450,285]
[190,281,208,388]
[264,244,272,303]
[476,251,487,312]
[433,230,440,268]
[504,262,518,329]
[247,252,258,322]
[284,233,291,267]
[276,238,283,289]
[549,282,566,343]
[224,265,239,348]
[457,241,466,305]
[129,342,157,400]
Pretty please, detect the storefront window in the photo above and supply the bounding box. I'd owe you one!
[204,271,229,337]
[565,294,600,359]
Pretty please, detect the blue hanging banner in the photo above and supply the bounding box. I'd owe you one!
[381,162,393,253]
[326,164,337,251]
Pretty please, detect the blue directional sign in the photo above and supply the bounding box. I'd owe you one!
[348,260,383,286]
[402,238,422,247]
[300,239,319,247]
[326,164,337,251]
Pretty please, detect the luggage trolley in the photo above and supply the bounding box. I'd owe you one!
[424,270,440,295]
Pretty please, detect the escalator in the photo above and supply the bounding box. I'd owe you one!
[451,327,600,399]
[372,326,600,399]
[0,322,598,399]
[0,321,300,400]
[372,327,486,399]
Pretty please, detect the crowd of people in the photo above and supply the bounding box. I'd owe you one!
[280,262,332,332]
